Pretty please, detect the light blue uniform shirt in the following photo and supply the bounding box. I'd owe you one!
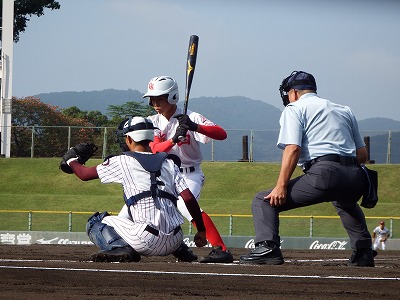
[277,93,365,165]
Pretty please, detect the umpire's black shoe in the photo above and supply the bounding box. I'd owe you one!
[240,241,284,265]
[91,246,141,263]
[172,242,198,262]
[199,246,234,263]
[347,248,375,267]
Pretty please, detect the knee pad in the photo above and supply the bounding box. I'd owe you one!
[86,211,129,251]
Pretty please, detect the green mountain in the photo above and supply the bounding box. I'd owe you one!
[35,89,400,131]
[35,90,283,130]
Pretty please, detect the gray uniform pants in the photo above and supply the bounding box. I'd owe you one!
[252,161,371,250]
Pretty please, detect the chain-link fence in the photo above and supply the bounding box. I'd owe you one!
[0,210,398,239]
[5,125,400,163]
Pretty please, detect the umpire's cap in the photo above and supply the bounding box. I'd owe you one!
[281,71,317,92]
[123,117,155,142]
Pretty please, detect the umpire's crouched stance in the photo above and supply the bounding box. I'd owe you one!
[59,117,207,262]
[240,71,375,267]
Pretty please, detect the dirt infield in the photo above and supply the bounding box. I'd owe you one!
[0,244,399,300]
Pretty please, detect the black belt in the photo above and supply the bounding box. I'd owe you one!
[145,225,181,237]
[179,166,195,173]
[311,154,358,166]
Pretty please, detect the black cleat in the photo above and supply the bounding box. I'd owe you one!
[240,241,284,265]
[200,246,234,263]
[91,246,141,263]
[172,242,198,262]
[347,248,375,267]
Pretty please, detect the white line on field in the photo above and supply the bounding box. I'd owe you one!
[0,264,398,281]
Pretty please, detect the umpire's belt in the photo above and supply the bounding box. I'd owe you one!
[145,225,181,237]
[179,166,195,173]
[311,154,358,166]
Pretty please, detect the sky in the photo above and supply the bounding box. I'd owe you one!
[11,0,400,121]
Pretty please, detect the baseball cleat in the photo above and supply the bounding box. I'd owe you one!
[172,242,198,262]
[91,246,141,263]
[239,241,284,265]
[199,246,234,263]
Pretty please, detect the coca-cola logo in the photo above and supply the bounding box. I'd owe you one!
[309,240,348,250]
[244,239,284,249]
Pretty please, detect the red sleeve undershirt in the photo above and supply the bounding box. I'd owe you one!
[69,161,99,181]
[149,124,227,153]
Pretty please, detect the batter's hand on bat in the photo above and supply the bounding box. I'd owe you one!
[172,125,188,143]
[193,231,207,247]
[174,114,198,132]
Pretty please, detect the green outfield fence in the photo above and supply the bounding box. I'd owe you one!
[0,210,398,239]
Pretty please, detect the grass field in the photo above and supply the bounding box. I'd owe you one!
[0,158,399,237]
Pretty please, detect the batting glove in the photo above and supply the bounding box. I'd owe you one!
[174,114,198,132]
[172,125,188,143]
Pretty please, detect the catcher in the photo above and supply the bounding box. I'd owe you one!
[60,117,207,262]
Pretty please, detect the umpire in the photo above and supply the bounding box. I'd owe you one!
[240,71,374,267]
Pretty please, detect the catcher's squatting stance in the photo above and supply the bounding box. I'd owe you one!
[59,117,207,262]
[143,75,233,263]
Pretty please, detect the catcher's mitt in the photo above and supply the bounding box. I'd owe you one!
[60,143,98,174]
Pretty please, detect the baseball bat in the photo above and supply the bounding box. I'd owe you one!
[183,35,199,115]
[178,35,199,141]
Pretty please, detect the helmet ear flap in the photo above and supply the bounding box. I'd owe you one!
[167,88,179,104]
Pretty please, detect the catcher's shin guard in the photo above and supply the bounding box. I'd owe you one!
[86,211,129,251]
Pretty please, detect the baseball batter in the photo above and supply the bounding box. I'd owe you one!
[143,75,233,263]
[61,117,207,262]
[372,221,390,251]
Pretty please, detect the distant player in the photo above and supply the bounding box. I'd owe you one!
[60,117,207,262]
[372,221,390,251]
[143,75,233,263]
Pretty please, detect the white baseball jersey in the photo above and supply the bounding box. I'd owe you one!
[372,225,390,250]
[148,107,214,168]
[96,152,188,256]
[148,107,213,221]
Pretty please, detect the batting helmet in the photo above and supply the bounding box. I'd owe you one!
[143,76,179,106]
[123,117,155,142]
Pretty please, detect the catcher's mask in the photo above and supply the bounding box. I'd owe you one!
[279,71,317,107]
[123,116,155,142]
[115,118,130,151]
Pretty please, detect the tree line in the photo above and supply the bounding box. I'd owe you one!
[11,96,155,157]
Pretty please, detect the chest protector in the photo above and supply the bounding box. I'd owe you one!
[123,152,178,213]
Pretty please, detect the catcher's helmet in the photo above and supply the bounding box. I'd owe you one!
[279,71,317,107]
[143,76,179,106]
[123,117,155,142]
